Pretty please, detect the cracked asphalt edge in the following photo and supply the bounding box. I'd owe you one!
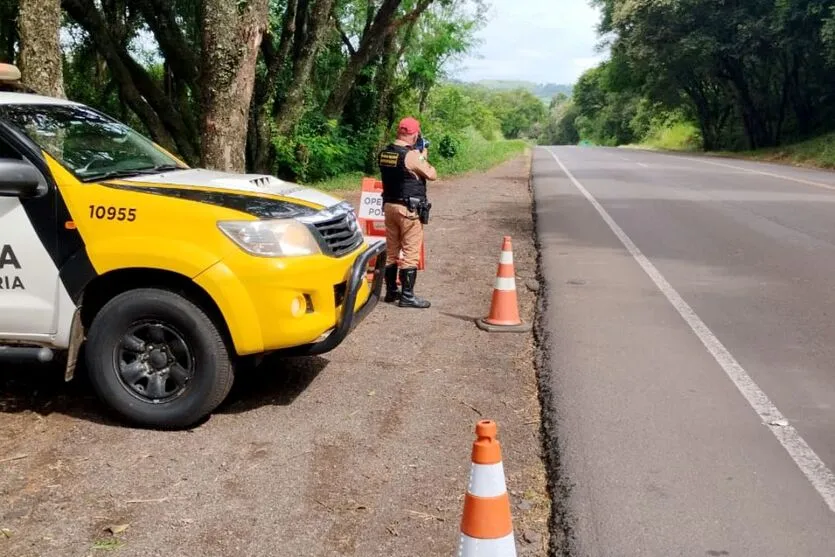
[528,148,578,557]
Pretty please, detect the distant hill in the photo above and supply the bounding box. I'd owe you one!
[472,80,573,101]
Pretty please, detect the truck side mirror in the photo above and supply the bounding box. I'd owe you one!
[0,158,44,198]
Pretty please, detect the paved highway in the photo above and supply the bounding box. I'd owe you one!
[533,147,835,556]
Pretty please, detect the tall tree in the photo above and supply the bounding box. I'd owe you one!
[18,0,65,97]
[200,0,269,171]
[273,0,337,136]
[249,0,300,173]
[323,0,436,119]
[400,0,483,114]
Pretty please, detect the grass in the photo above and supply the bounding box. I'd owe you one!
[716,132,835,169]
[306,133,529,193]
[434,136,529,176]
[631,123,835,171]
[91,539,124,551]
[640,121,702,152]
[308,171,367,192]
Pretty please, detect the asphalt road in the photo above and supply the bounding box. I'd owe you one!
[533,146,835,556]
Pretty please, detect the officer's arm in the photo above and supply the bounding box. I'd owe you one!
[405,150,438,181]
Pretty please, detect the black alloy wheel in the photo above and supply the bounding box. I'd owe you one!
[115,321,196,403]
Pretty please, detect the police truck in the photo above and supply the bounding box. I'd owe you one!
[0,65,384,429]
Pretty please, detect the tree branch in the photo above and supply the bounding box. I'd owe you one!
[62,0,199,162]
[326,0,439,118]
[334,18,357,56]
[132,0,200,91]
[363,0,376,37]
[392,0,434,29]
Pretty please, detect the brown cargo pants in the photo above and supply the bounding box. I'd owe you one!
[384,202,423,268]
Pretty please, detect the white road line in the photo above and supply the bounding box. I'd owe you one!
[637,162,649,168]
[546,147,835,514]
[683,156,835,192]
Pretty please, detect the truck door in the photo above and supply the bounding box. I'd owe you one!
[0,135,61,338]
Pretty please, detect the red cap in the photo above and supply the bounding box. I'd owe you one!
[398,117,420,135]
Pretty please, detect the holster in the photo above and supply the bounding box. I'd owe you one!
[407,196,432,225]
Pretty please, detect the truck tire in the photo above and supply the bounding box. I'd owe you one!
[85,288,235,429]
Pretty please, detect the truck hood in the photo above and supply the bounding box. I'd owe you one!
[120,168,342,210]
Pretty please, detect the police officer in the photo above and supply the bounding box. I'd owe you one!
[378,117,437,308]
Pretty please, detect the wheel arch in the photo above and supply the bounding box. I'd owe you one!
[78,267,235,355]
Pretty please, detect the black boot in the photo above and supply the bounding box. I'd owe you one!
[384,264,400,303]
[398,268,431,308]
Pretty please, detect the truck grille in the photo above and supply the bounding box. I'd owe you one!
[310,208,364,257]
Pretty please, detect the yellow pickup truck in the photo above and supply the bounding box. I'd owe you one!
[0,69,384,429]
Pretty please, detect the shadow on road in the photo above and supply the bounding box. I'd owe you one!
[440,311,479,323]
[217,355,329,413]
[0,353,329,426]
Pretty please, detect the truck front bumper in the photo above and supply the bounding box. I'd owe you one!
[276,240,386,357]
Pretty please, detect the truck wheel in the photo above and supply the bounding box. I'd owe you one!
[85,288,234,429]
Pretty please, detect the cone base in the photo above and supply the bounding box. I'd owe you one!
[458,532,518,557]
[475,318,532,333]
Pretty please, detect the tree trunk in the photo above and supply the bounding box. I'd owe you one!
[721,59,771,149]
[273,0,336,136]
[249,0,300,173]
[200,0,269,172]
[374,33,398,133]
[18,0,64,97]
[788,52,814,137]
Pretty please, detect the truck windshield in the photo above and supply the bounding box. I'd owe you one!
[0,103,187,182]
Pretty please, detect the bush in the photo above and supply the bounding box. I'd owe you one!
[642,121,702,151]
[438,133,461,158]
[272,117,384,183]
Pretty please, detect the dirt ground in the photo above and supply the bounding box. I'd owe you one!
[0,152,549,557]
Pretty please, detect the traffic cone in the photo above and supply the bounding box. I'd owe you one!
[476,236,532,333]
[457,420,518,557]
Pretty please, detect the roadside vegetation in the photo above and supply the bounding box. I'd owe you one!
[1,0,542,192]
[542,0,835,170]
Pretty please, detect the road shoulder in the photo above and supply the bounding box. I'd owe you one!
[0,152,550,557]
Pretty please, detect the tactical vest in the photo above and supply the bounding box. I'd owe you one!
[378,143,427,203]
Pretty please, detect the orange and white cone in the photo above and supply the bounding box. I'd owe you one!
[457,420,518,557]
[476,236,531,333]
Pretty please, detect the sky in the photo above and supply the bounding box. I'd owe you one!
[450,0,608,86]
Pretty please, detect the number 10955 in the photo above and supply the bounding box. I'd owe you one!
[89,205,137,222]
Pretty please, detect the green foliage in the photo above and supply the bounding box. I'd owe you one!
[473,80,573,103]
[438,133,461,158]
[641,121,702,152]
[269,72,547,186]
[264,0,520,184]
[542,99,580,146]
[272,119,354,183]
[723,132,835,169]
[485,89,548,139]
[7,0,534,187]
[571,63,642,146]
[312,132,527,192]
[582,0,835,153]
[434,134,527,176]
[401,0,486,102]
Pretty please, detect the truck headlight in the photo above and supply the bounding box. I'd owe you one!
[217,219,322,257]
